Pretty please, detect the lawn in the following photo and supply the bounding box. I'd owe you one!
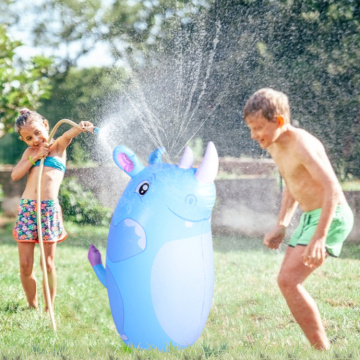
[0,221,360,359]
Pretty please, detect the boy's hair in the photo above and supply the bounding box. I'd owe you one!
[15,109,47,134]
[244,88,290,123]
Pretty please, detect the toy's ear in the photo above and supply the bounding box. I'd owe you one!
[113,145,145,178]
[148,147,166,165]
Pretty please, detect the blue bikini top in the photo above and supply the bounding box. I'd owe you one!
[34,157,66,172]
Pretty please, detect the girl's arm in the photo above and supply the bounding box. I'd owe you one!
[55,121,94,152]
[11,145,50,181]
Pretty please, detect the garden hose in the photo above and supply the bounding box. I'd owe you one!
[37,119,94,331]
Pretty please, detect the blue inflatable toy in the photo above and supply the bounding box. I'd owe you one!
[88,142,218,350]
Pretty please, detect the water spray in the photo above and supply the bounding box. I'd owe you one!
[37,118,98,331]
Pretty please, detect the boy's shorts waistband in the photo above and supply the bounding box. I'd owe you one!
[290,202,353,257]
[302,203,350,218]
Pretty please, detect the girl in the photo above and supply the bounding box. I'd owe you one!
[11,109,94,311]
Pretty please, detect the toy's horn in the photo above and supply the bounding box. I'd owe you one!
[179,146,194,169]
[195,142,218,184]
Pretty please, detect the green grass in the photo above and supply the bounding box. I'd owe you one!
[1,222,360,359]
[340,179,360,191]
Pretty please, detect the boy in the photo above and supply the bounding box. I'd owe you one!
[243,88,354,350]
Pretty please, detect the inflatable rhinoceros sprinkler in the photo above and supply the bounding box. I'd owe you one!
[88,142,218,350]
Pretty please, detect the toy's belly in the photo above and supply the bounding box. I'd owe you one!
[151,231,214,346]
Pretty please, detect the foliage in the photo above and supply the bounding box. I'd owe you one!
[2,0,211,71]
[59,177,112,226]
[195,0,360,177]
[2,1,360,178]
[0,25,53,135]
[40,67,127,125]
[188,137,204,162]
[0,183,3,203]
[69,141,88,166]
[342,110,360,179]
[37,66,128,164]
[0,132,27,165]
[272,0,360,178]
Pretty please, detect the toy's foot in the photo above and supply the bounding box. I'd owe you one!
[88,244,103,266]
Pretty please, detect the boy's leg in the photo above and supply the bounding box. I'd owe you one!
[18,242,38,309]
[277,245,330,350]
[40,242,57,312]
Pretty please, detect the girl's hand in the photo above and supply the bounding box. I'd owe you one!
[35,142,50,161]
[78,121,94,133]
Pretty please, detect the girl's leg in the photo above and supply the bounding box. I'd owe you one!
[18,242,38,309]
[277,246,330,350]
[40,242,57,312]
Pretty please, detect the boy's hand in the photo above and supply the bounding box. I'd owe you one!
[263,225,286,249]
[302,238,327,269]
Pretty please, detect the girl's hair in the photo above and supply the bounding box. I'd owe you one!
[15,109,47,134]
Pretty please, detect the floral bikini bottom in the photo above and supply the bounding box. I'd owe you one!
[13,199,68,243]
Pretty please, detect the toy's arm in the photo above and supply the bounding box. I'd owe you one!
[88,244,107,288]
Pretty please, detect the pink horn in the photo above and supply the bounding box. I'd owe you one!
[179,146,194,169]
[195,141,219,184]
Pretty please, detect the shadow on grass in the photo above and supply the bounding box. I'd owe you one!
[2,221,360,259]
[338,241,360,260]
[0,301,25,314]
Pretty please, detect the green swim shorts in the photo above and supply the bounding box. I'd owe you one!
[288,203,354,257]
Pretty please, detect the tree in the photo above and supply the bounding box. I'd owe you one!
[182,0,360,176]
[3,0,211,72]
[0,25,53,136]
[37,65,128,164]
[3,0,360,179]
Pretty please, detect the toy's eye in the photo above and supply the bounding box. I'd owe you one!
[136,181,150,196]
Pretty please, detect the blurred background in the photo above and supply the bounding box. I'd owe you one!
[0,0,359,172]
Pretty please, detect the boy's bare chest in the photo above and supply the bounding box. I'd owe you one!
[271,150,307,183]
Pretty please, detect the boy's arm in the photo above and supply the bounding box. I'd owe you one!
[276,186,299,227]
[11,145,50,181]
[298,142,342,268]
[263,186,298,249]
